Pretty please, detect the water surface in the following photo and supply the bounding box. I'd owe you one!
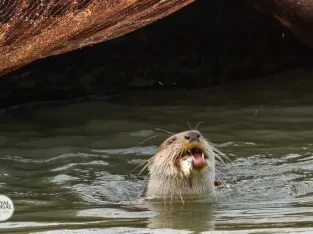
[1,70,313,233]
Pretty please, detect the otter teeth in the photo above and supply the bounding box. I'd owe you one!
[188,150,196,160]
[188,150,205,160]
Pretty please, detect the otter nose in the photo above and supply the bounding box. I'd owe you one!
[184,131,201,142]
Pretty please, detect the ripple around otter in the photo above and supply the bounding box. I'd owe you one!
[0,73,313,233]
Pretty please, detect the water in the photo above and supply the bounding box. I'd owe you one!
[1,70,313,233]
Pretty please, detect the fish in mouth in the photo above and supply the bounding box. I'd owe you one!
[178,145,210,179]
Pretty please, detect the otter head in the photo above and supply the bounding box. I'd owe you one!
[144,130,219,200]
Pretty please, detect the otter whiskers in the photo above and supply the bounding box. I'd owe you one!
[127,128,233,204]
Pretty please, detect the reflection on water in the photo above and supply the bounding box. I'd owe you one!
[147,201,216,232]
[0,70,313,233]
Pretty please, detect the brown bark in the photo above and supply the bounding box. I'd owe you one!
[0,0,194,76]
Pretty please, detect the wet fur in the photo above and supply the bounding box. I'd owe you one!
[142,130,224,200]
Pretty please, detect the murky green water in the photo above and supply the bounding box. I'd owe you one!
[1,70,313,234]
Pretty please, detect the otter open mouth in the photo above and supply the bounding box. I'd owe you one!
[188,148,207,169]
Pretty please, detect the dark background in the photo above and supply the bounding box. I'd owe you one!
[1,0,313,109]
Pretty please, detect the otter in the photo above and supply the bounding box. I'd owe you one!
[141,130,225,201]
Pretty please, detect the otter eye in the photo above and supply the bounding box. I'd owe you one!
[168,137,176,144]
